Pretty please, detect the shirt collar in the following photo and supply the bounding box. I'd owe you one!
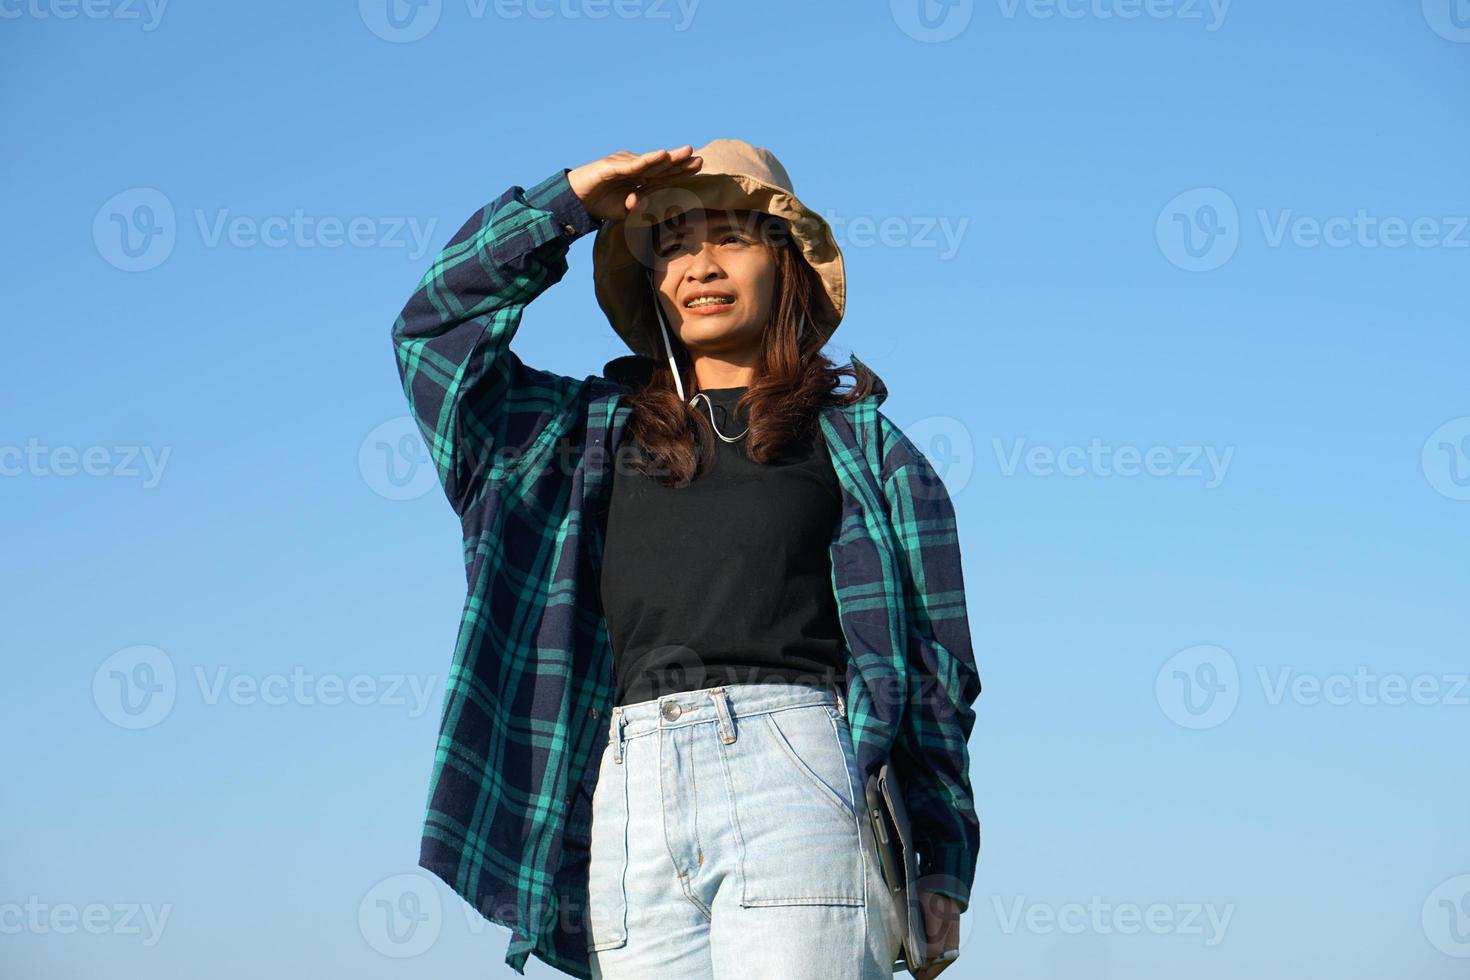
[601,353,888,408]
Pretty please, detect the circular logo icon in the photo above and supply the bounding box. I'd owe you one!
[93,644,177,730]
[93,189,176,273]
[359,0,442,43]
[900,414,975,500]
[359,416,439,501]
[635,645,713,697]
[1422,874,1470,958]
[359,872,442,957]
[890,0,974,42]
[1423,0,1470,43]
[1156,188,1240,272]
[619,183,709,279]
[1155,644,1239,730]
[1422,417,1470,501]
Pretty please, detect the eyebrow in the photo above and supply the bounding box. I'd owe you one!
[658,213,753,237]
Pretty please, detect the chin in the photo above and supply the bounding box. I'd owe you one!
[678,318,759,350]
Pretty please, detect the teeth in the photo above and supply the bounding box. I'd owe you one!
[686,296,733,308]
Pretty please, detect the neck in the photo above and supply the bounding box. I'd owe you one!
[690,350,759,390]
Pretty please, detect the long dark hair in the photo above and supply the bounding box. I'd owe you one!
[622,211,876,488]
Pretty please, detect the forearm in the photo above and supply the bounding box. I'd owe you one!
[899,718,980,912]
[391,168,600,511]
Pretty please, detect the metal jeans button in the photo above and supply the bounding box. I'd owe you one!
[661,701,681,720]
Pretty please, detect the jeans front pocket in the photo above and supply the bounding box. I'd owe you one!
[729,703,866,908]
[584,741,629,952]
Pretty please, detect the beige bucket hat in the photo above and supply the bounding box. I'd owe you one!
[591,138,847,395]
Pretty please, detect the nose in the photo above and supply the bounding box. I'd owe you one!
[684,241,725,281]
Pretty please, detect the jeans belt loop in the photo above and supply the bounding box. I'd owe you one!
[832,681,846,719]
[709,687,736,744]
[612,706,625,764]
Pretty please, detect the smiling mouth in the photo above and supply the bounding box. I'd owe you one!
[684,294,736,311]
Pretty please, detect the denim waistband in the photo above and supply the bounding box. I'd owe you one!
[609,680,846,748]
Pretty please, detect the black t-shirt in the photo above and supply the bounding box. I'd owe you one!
[599,386,847,706]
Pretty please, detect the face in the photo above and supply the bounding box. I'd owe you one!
[648,208,779,358]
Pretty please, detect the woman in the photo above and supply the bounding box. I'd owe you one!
[392,140,979,980]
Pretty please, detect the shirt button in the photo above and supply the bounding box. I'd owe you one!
[562,223,576,235]
[588,707,599,719]
[661,701,681,720]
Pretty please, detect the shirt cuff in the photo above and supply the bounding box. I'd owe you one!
[917,841,975,915]
[524,167,602,241]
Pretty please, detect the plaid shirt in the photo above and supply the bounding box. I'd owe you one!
[392,167,981,978]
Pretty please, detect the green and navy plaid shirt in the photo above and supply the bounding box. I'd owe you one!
[392,167,981,978]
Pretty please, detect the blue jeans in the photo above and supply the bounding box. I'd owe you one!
[584,681,903,978]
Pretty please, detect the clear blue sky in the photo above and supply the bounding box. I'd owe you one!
[4,2,1469,977]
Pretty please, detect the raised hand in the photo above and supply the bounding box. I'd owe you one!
[566,146,704,222]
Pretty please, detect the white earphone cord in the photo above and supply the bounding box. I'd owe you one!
[650,283,806,437]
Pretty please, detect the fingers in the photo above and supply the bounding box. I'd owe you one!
[913,891,962,978]
[608,148,669,176]
[642,152,701,179]
[636,160,703,191]
[913,948,956,980]
[610,146,698,180]
[593,146,701,218]
[653,144,694,165]
[622,154,703,215]
[924,920,960,977]
[628,155,699,188]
